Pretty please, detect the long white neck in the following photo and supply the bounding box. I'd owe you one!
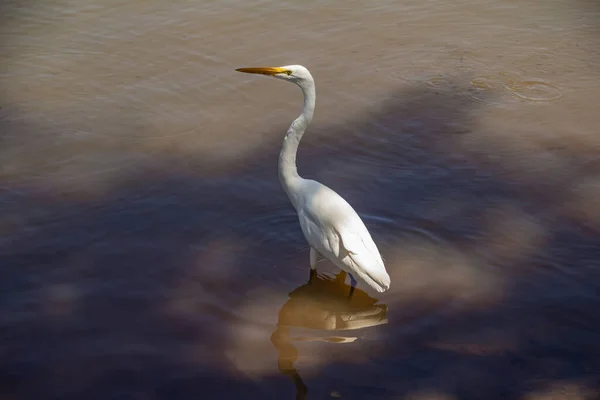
[279,78,316,208]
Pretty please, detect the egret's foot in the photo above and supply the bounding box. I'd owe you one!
[308,269,317,283]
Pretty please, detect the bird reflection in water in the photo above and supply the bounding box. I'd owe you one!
[270,271,388,399]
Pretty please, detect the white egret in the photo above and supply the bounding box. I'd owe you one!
[236,65,391,296]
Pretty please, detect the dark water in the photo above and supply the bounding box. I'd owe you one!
[2,0,600,399]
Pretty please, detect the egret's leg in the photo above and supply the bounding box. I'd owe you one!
[309,247,319,283]
[348,273,357,298]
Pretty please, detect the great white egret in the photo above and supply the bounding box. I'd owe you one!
[235,65,391,296]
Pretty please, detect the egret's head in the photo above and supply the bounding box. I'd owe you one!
[235,64,313,85]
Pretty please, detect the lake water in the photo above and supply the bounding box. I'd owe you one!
[1,0,600,399]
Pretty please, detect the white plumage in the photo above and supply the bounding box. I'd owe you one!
[236,64,391,295]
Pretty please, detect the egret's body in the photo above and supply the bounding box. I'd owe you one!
[236,65,391,294]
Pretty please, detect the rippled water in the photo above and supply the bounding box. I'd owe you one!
[2,0,600,398]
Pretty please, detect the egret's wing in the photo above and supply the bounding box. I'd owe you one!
[299,207,389,293]
[337,225,376,258]
[298,181,390,293]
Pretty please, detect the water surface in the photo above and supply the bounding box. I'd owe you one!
[1,0,600,398]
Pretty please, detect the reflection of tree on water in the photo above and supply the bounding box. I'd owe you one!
[270,271,388,399]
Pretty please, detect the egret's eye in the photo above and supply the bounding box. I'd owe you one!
[285,70,292,76]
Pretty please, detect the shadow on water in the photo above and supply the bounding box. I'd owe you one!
[1,73,600,399]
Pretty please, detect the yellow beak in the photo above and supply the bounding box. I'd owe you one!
[235,67,290,75]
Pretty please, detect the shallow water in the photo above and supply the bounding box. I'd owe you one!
[1,0,600,398]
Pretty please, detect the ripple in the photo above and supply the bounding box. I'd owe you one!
[361,214,454,250]
[468,73,563,104]
[467,74,521,106]
[210,205,301,247]
[471,76,494,90]
[422,73,522,107]
[504,79,563,102]
[425,75,453,89]
[344,151,414,173]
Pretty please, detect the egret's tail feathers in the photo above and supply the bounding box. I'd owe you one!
[347,257,391,293]
[366,268,391,293]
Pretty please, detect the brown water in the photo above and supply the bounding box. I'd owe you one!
[2,0,600,398]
